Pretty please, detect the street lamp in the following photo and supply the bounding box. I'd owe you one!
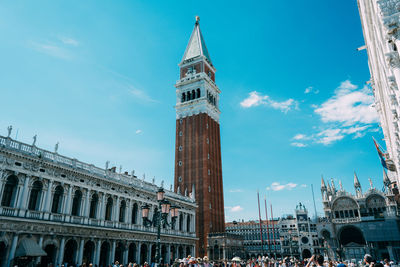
[142,187,179,266]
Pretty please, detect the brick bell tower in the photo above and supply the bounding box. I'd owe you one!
[174,17,225,257]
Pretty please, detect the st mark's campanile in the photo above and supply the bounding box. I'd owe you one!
[174,17,225,257]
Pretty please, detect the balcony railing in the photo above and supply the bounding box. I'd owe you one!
[0,206,196,238]
[0,135,194,204]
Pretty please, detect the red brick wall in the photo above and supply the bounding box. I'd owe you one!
[174,113,225,257]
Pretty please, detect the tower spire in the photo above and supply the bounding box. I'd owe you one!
[181,16,212,65]
[321,176,326,189]
[354,171,361,187]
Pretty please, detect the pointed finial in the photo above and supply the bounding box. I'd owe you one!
[339,180,343,191]
[353,171,361,187]
[369,178,374,189]
[195,16,200,24]
[105,161,110,170]
[321,176,326,188]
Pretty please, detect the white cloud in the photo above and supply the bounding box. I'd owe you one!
[292,134,309,140]
[291,142,307,147]
[229,189,243,193]
[230,205,243,212]
[290,80,379,146]
[135,129,142,134]
[29,41,72,60]
[316,128,344,145]
[304,86,319,94]
[267,182,297,191]
[129,86,158,103]
[240,91,298,113]
[301,184,307,187]
[314,80,378,126]
[59,36,79,46]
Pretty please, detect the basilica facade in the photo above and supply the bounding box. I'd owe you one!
[318,173,400,262]
[0,134,197,267]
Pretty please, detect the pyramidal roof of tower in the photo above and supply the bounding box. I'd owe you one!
[181,17,212,65]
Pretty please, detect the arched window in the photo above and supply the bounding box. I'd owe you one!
[187,92,191,101]
[89,194,98,219]
[1,175,18,207]
[179,214,184,231]
[71,190,82,216]
[186,215,191,232]
[51,186,64,214]
[196,88,200,98]
[132,203,138,224]
[181,93,186,102]
[119,200,126,222]
[192,90,196,99]
[28,181,43,210]
[105,197,113,221]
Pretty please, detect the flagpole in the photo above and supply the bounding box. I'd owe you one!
[270,204,277,259]
[264,196,271,256]
[257,190,265,256]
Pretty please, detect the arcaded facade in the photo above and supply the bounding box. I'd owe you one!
[0,134,196,267]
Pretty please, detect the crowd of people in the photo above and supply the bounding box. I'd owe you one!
[23,254,398,267]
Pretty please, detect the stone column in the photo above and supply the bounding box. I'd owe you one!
[123,244,129,265]
[95,239,101,266]
[114,196,120,222]
[147,244,152,264]
[18,175,31,213]
[57,237,66,267]
[137,242,142,265]
[36,236,44,265]
[96,192,103,219]
[78,238,85,264]
[83,189,91,223]
[167,244,171,265]
[43,179,53,219]
[64,185,73,215]
[110,240,116,265]
[127,199,132,224]
[7,234,18,267]
[100,194,107,226]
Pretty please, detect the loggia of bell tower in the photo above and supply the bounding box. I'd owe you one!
[174,17,225,257]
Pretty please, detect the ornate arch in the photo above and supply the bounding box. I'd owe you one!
[332,196,359,211]
[365,193,386,209]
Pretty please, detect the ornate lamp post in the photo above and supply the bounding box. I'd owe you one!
[142,187,179,265]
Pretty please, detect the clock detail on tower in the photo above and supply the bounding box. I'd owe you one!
[174,17,225,257]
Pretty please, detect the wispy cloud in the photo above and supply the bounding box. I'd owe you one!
[240,91,298,113]
[129,85,158,103]
[229,189,243,193]
[267,182,298,191]
[304,86,319,94]
[135,129,142,134]
[29,41,72,60]
[59,36,79,47]
[290,80,379,146]
[230,205,243,212]
[314,80,378,126]
[291,142,307,147]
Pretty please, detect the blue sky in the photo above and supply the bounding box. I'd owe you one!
[0,1,385,221]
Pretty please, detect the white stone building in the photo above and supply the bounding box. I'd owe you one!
[0,134,197,267]
[357,0,400,185]
[278,205,321,260]
[318,174,400,261]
